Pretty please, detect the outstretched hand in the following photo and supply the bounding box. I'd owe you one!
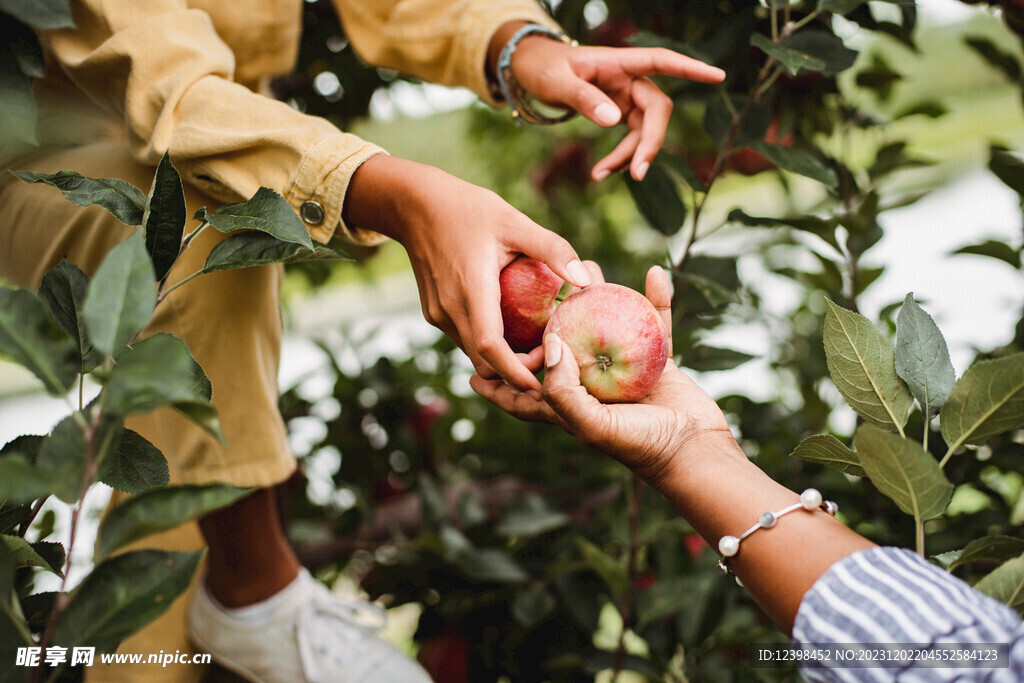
[344,155,592,397]
[509,36,725,182]
[470,266,732,485]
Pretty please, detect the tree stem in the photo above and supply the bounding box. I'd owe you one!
[34,411,101,682]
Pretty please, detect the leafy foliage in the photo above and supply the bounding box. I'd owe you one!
[0,156,344,678]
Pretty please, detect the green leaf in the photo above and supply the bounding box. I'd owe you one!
[576,537,628,598]
[0,505,31,535]
[0,0,75,29]
[989,146,1024,196]
[104,334,219,436]
[170,402,223,442]
[496,508,569,538]
[0,287,79,395]
[940,353,1024,451]
[895,294,955,418]
[0,456,52,503]
[196,187,312,249]
[31,541,65,578]
[973,552,1024,613]
[0,535,62,577]
[680,345,755,372]
[855,64,902,100]
[460,548,528,584]
[823,299,913,432]
[790,434,866,477]
[0,44,38,145]
[37,414,122,503]
[674,272,739,316]
[622,163,687,235]
[202,232,350,274]
[97,429,169,495]
[728,209,839,250]
[11,170,146,225]
[512,585,556,628]
[783,30,858,75]
[751,34,826,76]
[853,424,953,521]
[417,473,446,527]
[949,536,1024,571]
[658,151,707,193]
[82,231,156,356]
[747,141,838,188]
[704,94,771,149]
[841,191,884,256]
[38,259,103,371]
[868,141,933,179]
[5,19,45,79]
[965,36,1022,83]
[53,549,204,652]
[951,240,1021,269]
[142,152,186,282]
[1,433,42,463]
[96,484,248,559]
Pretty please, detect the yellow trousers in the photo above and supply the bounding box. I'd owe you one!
[1,141,297,682]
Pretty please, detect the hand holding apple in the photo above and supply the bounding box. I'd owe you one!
[474,266,735,486]
[545,282,668,403]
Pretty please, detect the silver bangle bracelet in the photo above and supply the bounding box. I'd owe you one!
[716,488,838,582]
[495,24,578,126]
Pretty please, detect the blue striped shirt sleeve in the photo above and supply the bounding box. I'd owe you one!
[792,546,1024,682]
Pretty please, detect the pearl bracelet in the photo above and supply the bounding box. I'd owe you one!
[494,24,578,126]
[716,488,838,580]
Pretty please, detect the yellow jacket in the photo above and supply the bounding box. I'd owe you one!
[35,0,559,245]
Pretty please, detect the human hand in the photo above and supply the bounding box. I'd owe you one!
[343,155,591,396]
[507,35,725,182]
[471,266,733,485]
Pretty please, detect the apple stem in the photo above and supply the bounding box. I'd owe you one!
[596,354,613,371]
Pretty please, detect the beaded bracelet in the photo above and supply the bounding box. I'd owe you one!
[716,488,838,581]
[495,24,578,126]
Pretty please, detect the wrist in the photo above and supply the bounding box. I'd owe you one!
[653,429,781,515]
[487,21,529,85]
[342,155,432,246]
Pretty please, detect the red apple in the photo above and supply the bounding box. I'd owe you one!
[499,255,567,353]
[544,283,668,403]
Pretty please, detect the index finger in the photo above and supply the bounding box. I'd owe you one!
[610,47,725,83]
[461,294,543,395]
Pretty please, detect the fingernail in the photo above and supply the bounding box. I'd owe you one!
[635,161,650,180]
[593,102,620,126]
[566,259,591,287]
[527,389,542,401]
[544,334,562,369]
[593,168,610,182]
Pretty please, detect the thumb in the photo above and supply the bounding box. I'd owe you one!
[512,225,592,288]
[542,334,606,433]
[565,80,622,127]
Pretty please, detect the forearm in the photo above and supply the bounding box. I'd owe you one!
[656,431,875,634]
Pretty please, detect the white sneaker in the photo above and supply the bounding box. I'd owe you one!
[187,569,433,682]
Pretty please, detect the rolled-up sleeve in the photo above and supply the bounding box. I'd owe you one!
[793,546,1024,682]
[42,0,386,245]
[333,0,561,106]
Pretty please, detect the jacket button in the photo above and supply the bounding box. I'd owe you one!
[300,200,325,225]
